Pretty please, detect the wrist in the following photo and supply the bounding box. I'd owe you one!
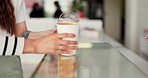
[21,30,31,39]
[23,39,35,54]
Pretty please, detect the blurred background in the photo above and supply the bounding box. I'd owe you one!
[22,0,148,77]
[24,0,148,61]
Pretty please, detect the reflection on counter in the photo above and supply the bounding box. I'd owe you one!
[31,43,148,78]
[78,43,93,48]
[58,56,76,78]
[32,55,77,78]
[31,55,57,78]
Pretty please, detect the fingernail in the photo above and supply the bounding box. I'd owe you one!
[73,34,76,37]
[70,52,73,54]
[75,46,78,49]
[76,42,79,45]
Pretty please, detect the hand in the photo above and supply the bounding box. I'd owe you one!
[28,28,57,39]
[24,33,78,55]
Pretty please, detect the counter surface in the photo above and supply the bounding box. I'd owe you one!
[32,42,148,78]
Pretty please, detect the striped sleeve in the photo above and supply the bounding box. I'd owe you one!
[0,36,25,56]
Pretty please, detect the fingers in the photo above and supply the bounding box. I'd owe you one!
[57,39,78,45]
[57,45,77,51]
[41,33,78,55]
[49,49,74,55]
[46,30,55,34]
[56,50,73,55]
[44,29,57,35]
[56,45,77,55]
[56,33,76,39]
[48,44,77,55]
[53,28,57,33]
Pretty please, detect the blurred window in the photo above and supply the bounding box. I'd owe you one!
[44,0,73,17]
[25,0,73,17]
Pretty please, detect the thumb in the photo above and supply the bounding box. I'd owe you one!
[53,28,57,33]
[45,29,55,35]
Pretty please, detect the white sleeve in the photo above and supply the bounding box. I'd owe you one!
[0,36,25,55]
[14,0,29,23]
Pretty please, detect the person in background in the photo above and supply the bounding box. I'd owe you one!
[0,0,78,77]
[30,2,44,18]
[53,1,63,18]
[144,35,148,61]
[145,35,148,41]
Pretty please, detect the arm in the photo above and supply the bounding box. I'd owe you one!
[0,33,78,56]
[4,0,77,56]
[0,36,24,55]
[23,33,78,55]
[14,0,55,39]
[15,21,56,39]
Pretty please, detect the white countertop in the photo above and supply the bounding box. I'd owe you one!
[22,18,147,78]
